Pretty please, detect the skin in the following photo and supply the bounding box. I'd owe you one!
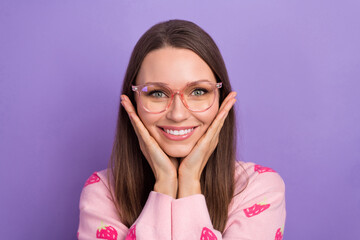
[121,47,236,199]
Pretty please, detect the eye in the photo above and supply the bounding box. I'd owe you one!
[148,90,168,98]
[191,88,208,96]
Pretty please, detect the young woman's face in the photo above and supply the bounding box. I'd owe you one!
[135,47,220,158]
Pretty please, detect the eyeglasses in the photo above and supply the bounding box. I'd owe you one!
[132,80,222,114]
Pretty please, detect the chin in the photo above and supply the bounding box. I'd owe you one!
[162,145,192,158]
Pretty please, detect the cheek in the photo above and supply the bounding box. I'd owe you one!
[137,108,151,127]
[197,102,219,127]
[137,105,161,131]
[209,99,220,120]
[136,101,150,126]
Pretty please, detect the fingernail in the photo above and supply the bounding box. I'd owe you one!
[231,98,236,105]
[121,95,125,101]
[233,92,237,98]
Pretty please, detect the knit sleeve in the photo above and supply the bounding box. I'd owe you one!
[171,194,222,239]
[223,164,286,239]
[171,164,286,240]
[77,171,172,240]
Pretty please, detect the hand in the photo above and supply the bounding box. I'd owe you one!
[121,95,178,198]
[177,92,237,198]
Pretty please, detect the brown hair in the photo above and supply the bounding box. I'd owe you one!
[109,19,247,232]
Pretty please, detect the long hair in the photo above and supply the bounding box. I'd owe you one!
[109,19,246,232]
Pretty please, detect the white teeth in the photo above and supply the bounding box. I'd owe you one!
[165,128,194,136]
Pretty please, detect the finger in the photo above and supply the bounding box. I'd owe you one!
[121,95,178,181]
[193,97,235,155]
[180,93,237,176]
[120,95,142,136]
[204,97,236,141]
[186,97,235,171]
[218,91,237,113]
[218,97,236,119]
[216,97,236,130]
[212,92,237,130]
[121,96,159,169]
[121,95,153,142]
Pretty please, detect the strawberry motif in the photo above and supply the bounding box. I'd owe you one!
[274,227,284,240]
[254,164,276,174]
[125,224,136,240]
[243,201,270,217]
[84,172,100,187]
[96,224,118,240]
[200,227,217,240]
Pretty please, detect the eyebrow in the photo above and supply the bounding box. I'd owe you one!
[141,79,212,86]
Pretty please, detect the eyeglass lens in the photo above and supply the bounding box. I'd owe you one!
[139,82,217,113]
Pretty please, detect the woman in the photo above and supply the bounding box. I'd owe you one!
[78,19,286,240]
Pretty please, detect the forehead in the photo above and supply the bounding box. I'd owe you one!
[135,47,216,88]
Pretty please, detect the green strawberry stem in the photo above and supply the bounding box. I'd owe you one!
[258,197,268,205]
[98,221,107,230]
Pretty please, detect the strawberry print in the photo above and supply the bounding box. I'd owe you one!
[125,224,136,240]
[96,224,118,240]
[84,172,100,187]
[254,164,276,174]
[243,201,270,217]
[274,227,284,240]
[200,227,217,240]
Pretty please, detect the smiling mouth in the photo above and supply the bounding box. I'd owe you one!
[161,127,195,136]
[158,126,197,140]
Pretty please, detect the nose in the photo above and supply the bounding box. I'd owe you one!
[165,93,190,122]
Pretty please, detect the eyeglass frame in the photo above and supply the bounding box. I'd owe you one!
[131,80,223,114]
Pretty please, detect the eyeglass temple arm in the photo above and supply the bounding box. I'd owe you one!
[132,82,222,91]
[132,86,138,91]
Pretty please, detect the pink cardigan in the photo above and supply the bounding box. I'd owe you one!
[78,161,286,240]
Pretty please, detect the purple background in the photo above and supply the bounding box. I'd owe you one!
[1,0,359,239]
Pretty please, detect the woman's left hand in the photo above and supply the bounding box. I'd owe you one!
[177,91,237,198]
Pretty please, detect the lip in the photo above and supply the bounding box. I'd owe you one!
[158,125,197,130]
[157,126,197,141]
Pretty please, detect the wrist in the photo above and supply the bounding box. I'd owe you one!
[154,178,178,198]
[178,177,201,198]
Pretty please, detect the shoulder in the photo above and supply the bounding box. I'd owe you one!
[80,169,111,195]
[232,161,286,207]
[224,163,286,236]
[79,169,119,218]
[78,170,130,238]
[235,161,285,192]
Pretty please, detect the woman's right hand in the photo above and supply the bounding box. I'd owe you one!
[121,94,178,198]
